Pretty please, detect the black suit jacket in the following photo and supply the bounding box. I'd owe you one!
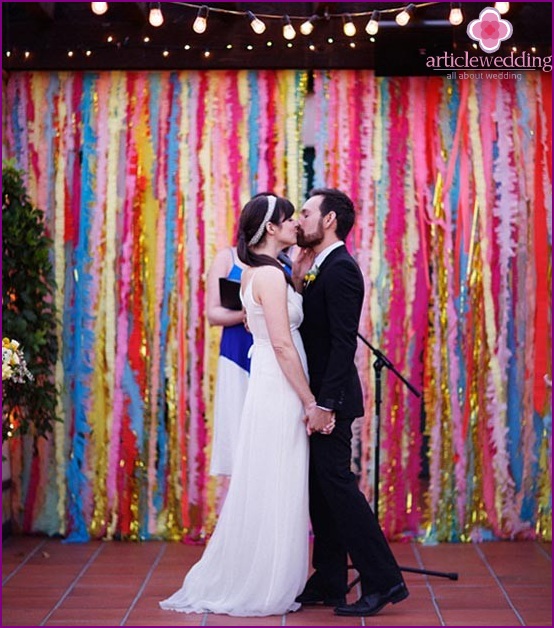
[300,245,364,419]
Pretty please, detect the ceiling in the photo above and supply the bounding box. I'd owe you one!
[2,2,552,74]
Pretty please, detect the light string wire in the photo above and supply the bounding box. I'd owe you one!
[171,1,441,20]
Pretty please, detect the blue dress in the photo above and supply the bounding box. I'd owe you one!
[209,258,253,476]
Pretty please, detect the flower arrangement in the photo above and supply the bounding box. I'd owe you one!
[2,338,33,384]
[303,265,320,287]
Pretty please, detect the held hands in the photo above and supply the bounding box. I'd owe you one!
[304,403,336,436]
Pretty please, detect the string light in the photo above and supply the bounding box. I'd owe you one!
[247,11,266,35]
[91,2,108,16]
[343,14,356,37]
[300,15,317,36]
[396,4,416,26]
[282,15,296,40]
[448,3,463,26]
[7,2,532,66]
[193,5,208,33]
[494,2,510,14]
[149,3,164,27]
[365,10,380,36]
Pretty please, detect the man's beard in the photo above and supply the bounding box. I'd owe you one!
[297,221,324,248]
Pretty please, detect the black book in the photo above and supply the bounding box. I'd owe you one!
[219,277,242,311]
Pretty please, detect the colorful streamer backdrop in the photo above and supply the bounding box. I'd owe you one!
[3,69,551,543]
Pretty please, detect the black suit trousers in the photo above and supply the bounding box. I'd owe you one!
[308,418,403,597]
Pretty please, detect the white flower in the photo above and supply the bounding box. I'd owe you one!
[2,338,33,383]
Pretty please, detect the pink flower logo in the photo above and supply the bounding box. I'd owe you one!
[467,7,513,53]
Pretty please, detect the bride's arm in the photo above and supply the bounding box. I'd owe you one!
[253,266,316,412]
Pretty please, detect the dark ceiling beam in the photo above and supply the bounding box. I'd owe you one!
[23,2,55,21]
[122,2,148,23]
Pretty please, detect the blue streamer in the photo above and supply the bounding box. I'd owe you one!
[64,74,98,543]
[247,71,260,195]
[152,73,182,521]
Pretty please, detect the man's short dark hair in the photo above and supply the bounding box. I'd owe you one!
[309,188,355,240]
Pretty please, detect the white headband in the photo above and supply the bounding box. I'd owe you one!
[248,195,277,246]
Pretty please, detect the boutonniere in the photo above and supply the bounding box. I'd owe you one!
[303,265,320,287]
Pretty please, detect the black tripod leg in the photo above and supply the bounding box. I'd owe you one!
[347,564,458,591]
[398,565,458,580]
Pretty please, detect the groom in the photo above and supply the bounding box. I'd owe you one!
[293,188,409,617]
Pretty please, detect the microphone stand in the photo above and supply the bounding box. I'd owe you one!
[347,333,458,588]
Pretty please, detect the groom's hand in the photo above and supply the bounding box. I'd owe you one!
[292,247,315,292]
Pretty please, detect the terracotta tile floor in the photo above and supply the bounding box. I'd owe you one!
[2,536,551,626]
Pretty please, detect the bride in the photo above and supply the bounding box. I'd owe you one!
[160,193,331,617]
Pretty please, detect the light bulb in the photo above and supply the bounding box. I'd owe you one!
[396,4,415,26]
[365,11,379,36]
[343,15,356,37]
[449,5,463,26]
[494,2,509,14]
[283,16,296,40]
[193,5,209,33]
[91,2,108,15]
[300,16,316,36]
[342,15,356,37]
[149,5,163,27]
[247,11,266,34]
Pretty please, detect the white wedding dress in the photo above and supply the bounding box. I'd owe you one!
[160,274,309,617]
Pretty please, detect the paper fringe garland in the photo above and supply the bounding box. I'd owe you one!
[3,69,551,543]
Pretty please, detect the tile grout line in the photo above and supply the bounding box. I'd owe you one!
[2,538,48,586]
[473,544,525,626]
[119,541,168,626]
[411,542,447,626]
[39,541,105,626]
[535,540,552,561]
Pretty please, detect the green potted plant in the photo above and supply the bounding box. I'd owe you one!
[2,161,59,445]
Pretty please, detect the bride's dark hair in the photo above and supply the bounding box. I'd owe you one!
[237,193,295,288]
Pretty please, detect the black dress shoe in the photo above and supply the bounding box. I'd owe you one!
[295,588,346,607]
[334,582,409,616]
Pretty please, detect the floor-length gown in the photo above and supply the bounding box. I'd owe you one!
[209,254,253,476]
[160,274,309,616]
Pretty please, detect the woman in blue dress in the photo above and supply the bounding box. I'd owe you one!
[206,245,253,476]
